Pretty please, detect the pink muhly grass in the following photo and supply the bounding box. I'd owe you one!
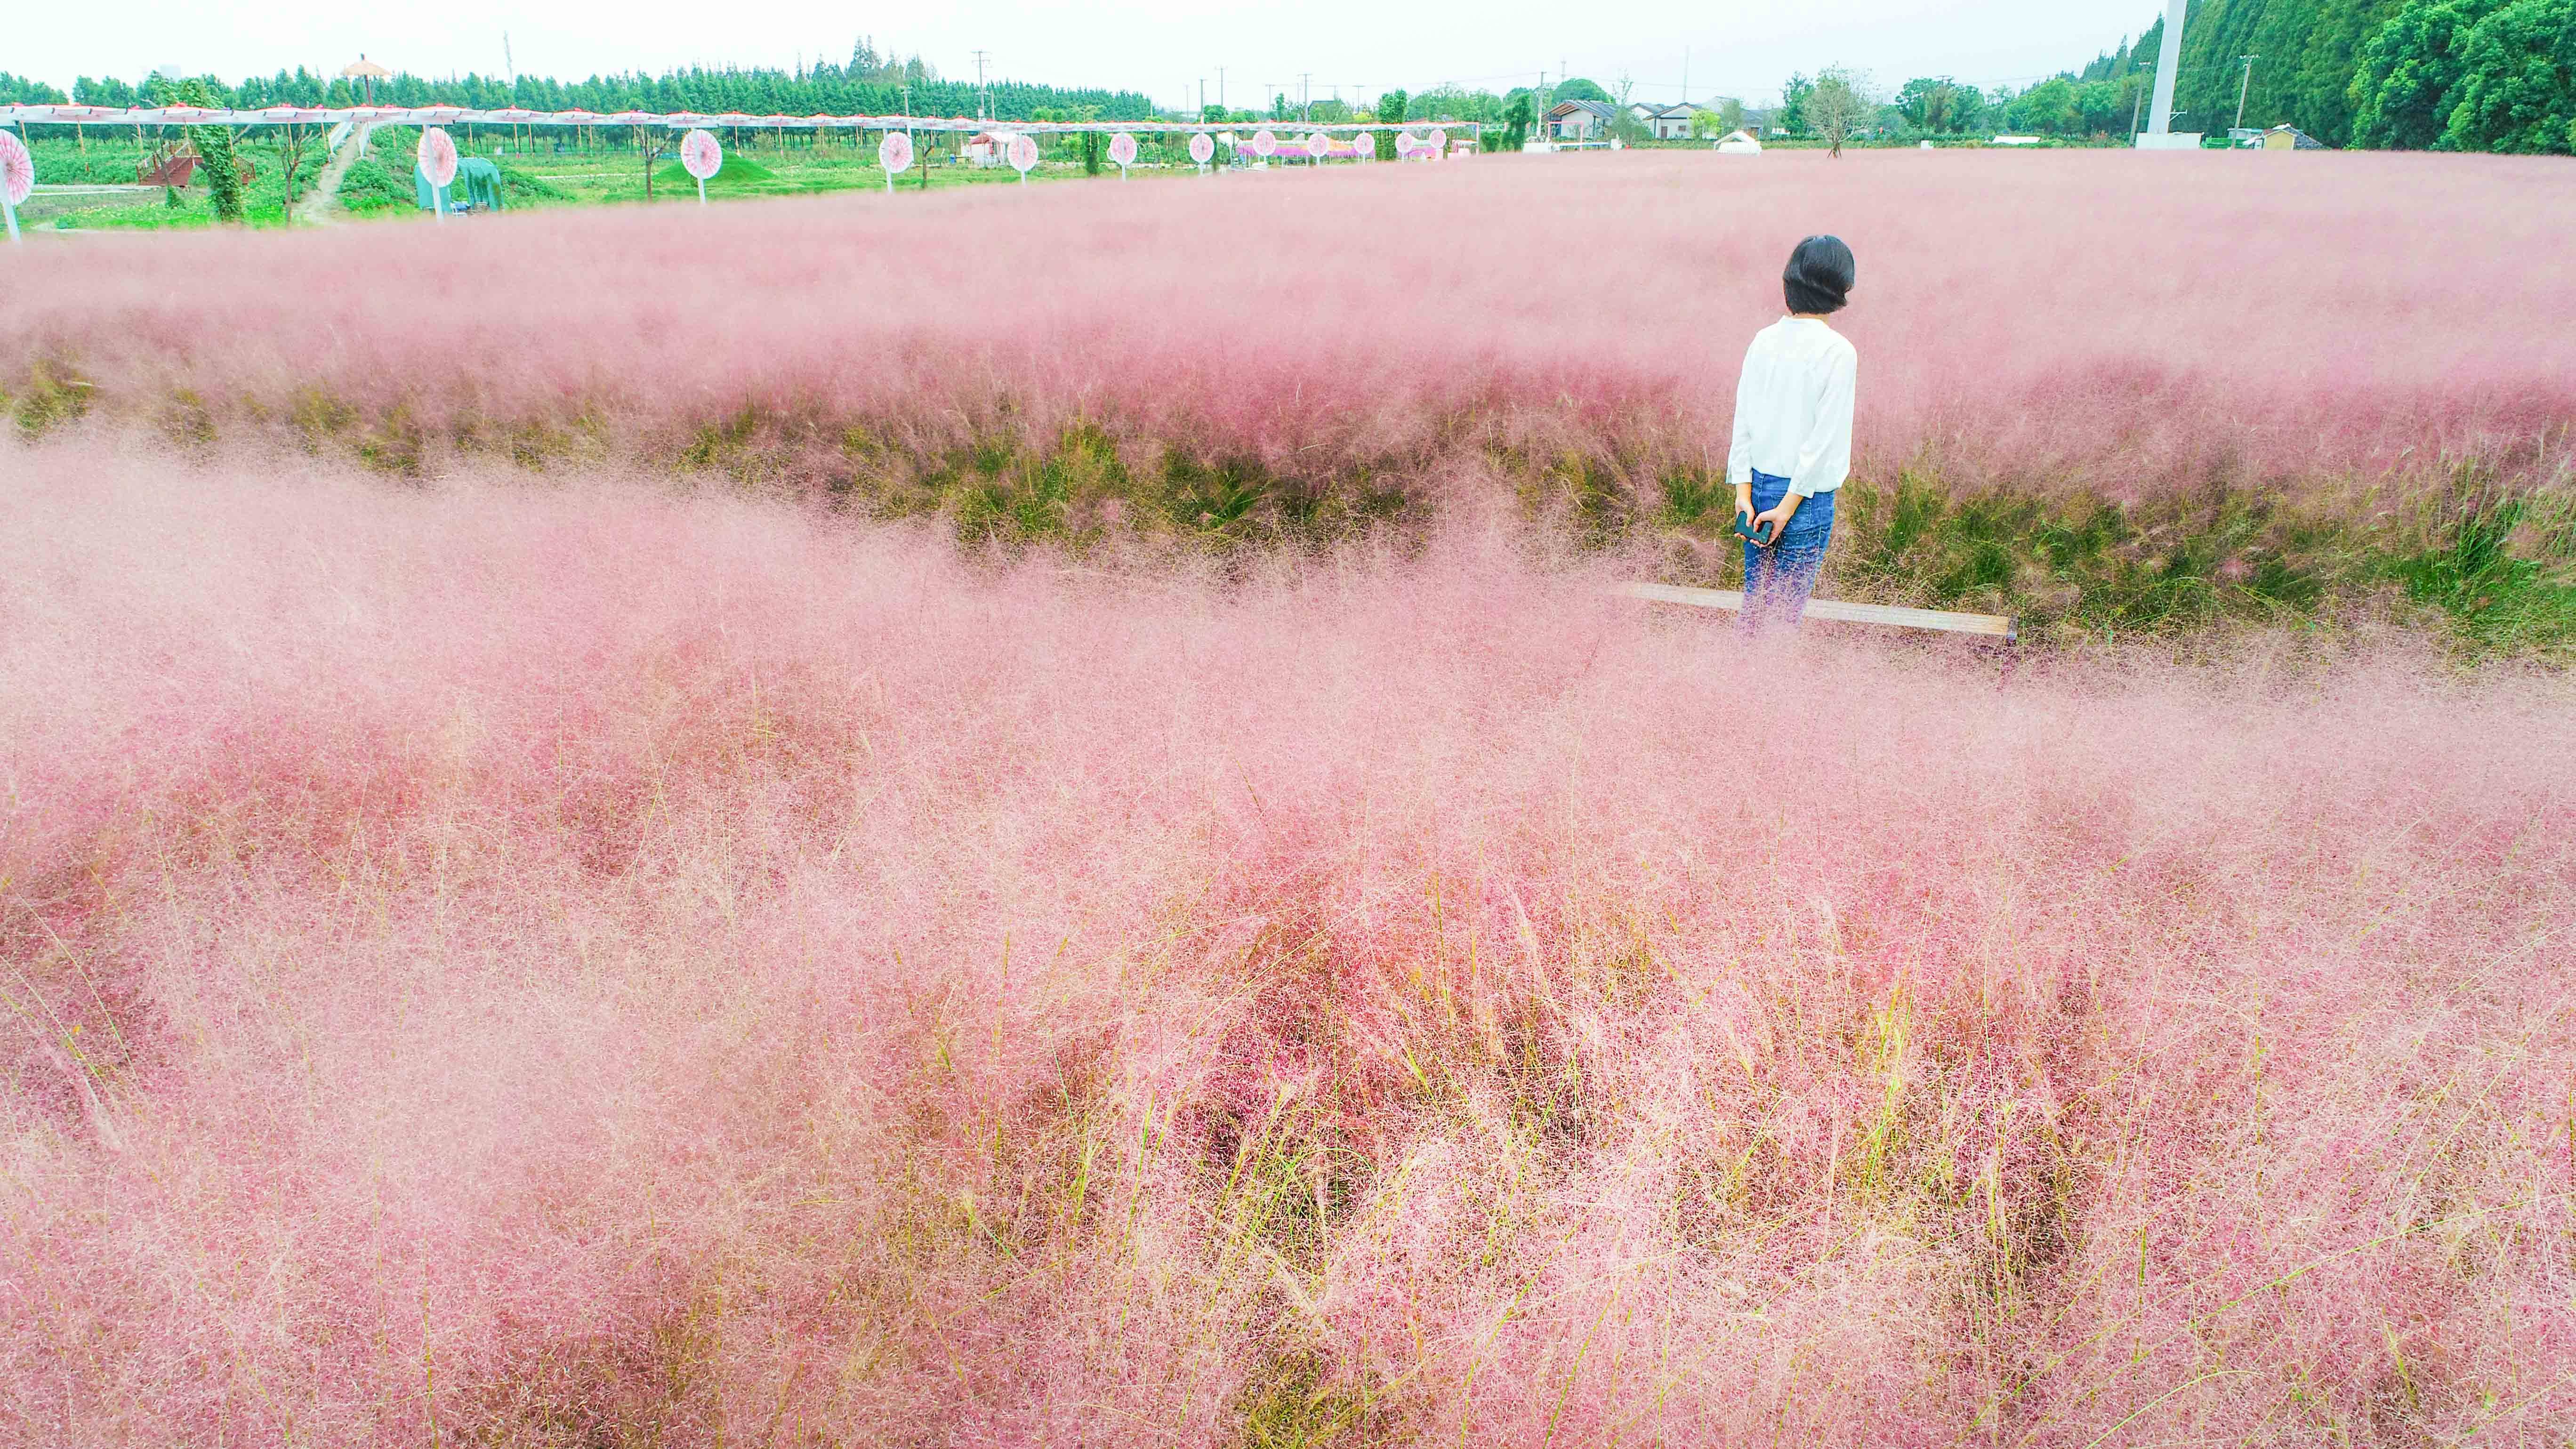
[4,151,2573,502]
[3,445,2572,1444]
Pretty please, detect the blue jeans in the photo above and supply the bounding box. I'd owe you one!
[1741,470,1835,631]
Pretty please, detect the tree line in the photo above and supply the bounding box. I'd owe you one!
[0,39,1155,123]
[8,7,2563,154]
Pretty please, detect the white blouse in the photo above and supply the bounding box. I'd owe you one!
[1725,317,1858,498]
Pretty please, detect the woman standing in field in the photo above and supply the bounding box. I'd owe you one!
[1730,235,1858,631]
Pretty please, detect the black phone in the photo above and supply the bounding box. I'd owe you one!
[1731,511,1773,546]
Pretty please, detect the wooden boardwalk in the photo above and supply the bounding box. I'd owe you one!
[1612,582,2017,641]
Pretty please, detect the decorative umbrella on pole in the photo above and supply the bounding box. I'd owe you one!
[0,130,33,244]
[417,126,458,221]
[339,55,392,107]
[679,129,722,205]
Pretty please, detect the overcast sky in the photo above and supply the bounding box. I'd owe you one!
[10,0,2163,108]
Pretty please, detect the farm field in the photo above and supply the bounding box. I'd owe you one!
[3,150,2576,1446]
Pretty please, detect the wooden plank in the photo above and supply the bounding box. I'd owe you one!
[1612,582,2017,642]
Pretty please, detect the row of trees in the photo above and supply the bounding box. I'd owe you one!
[8,40,1154,123]
[15,8,2560,156]
[2,71,69,104]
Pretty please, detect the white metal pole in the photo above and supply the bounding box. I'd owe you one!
[2148,0,2187,135]
[2,194,18,244]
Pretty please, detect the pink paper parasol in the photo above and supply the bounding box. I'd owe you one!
[416,127,458,189]
[0,131,33,209]
[680,129,723,180]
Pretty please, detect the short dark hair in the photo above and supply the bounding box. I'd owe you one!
[1783,235,1857,314]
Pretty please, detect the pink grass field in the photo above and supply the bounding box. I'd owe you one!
[5,150,2575,501]
[4,445,2575,1445]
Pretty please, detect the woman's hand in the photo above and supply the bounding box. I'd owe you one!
[1750,493,1802,545]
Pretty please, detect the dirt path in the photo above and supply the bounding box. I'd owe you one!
[294,120,376,225]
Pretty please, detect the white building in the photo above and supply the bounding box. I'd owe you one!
[1546,99,1618,142]
[1641,100,1742,140]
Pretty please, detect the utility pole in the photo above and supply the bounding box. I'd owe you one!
[2234,55,2259,130]
[1217,67,1226,113]
[1300,73,1312,122]
[973,50,992,121]
[1199,78,1205,116]
[1682,47,1690,106]
[2130,71,2149,137]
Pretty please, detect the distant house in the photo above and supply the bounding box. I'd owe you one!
[1547,98,1619,141]
[1639,102,1718,140]
[2262,124,2326,150]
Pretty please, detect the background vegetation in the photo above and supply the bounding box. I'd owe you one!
[5,38,1153,123]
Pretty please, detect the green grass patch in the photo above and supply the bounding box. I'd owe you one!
[2382,490,2576,655]
[13,348,2572,658]
[654,153,777,189]
[335,157,415,213]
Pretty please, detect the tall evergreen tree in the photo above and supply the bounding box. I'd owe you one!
[2112,0,2404,144]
